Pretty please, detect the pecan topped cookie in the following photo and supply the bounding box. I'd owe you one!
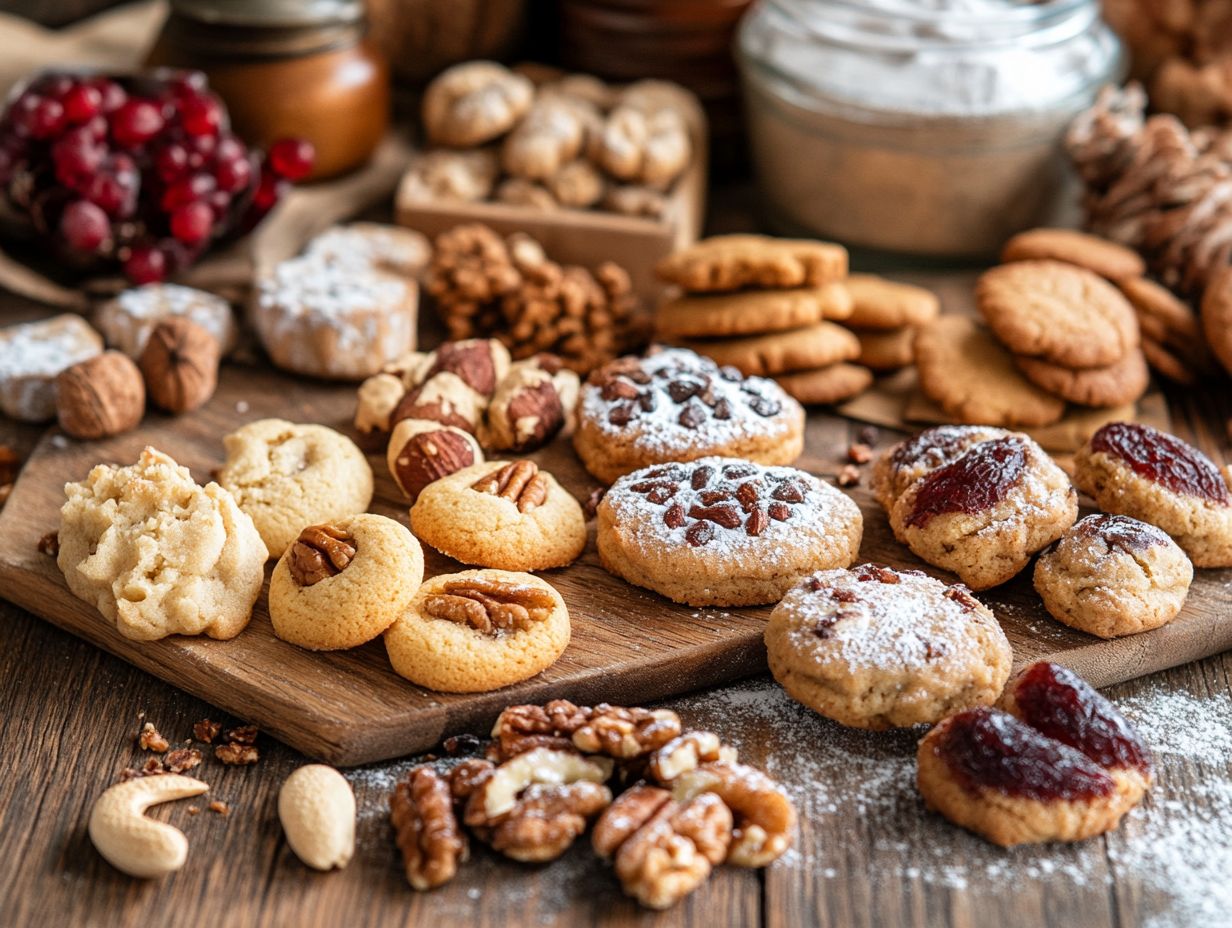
[573,347,804,483]
[596,456,862,606]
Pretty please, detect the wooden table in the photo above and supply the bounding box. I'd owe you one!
[2,289,1232,928]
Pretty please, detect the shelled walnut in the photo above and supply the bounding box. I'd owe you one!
[288,524,356,586]
[391,766,468,891]
[489,700,682,762]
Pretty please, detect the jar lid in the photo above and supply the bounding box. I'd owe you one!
[169,0,363,27]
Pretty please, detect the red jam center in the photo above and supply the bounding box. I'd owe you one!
[1010,662,1153,775]
[891,425,991,471]
[936,708,1115,802]
[906,437,1027,528]
[1091,422,1230,505]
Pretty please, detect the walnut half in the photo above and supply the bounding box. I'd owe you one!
[288,524,356,587]
[391,766,468,891]
[489,701,682,763]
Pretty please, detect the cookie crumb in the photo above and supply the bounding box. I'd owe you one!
[165,747,202,773]
[836,465,861,487]
[208,800,230,816]
[847,443,873,464]
[215,743,259,766]
[36,531,59,557]
[224,725,258,745]
[138,722,170,753]
[187,806,200,815]
[192,719,222,744]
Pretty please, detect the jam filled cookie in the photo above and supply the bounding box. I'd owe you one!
[888,434,1077,590]
[58,447,266,641]
[871,425,1011,511]
[1073,421,1232,567]
[573,347,804,484]
[384,569,570,692]
[94,283,237,359]
[596,457,862,607]
[1034,514,1193,639]
[269,515,425,651]
[764,565,1012,730]
[410,461,587,571]
[218,419,374,558]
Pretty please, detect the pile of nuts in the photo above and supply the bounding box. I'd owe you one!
[390,700,796,909]
[354,337,581,501]
[425,223,647,373]
[401,61,697,219]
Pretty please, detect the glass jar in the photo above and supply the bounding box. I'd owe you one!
[147,0,390,180]
[737,0,1124,258]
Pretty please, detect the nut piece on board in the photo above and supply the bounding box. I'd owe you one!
[88,774,209,878]
[391,766,468,890]
[671,762,796,867]
[138,317,220,414]
[56,351,146,440]
[278,765,356,871]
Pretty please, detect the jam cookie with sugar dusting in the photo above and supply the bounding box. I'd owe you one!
[573,347,805,484]
[1073,421,1232,567]
[871,424,1012,511]
[888,433,1077,590]
[1033,514,1193,639]
[765,565,1012,730]
[595,456,862,607]
[917,661,1153,846]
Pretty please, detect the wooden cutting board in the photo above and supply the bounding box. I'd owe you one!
[2,364,1231,766]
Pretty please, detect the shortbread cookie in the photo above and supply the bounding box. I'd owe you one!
[596,105,691,188]
[0,314,102,422]
[1013,350,1149,407]
[422,61,534,148]
[573,347,805,484]
[94,284,237,358]
[1033,514,1192,639]
[854,327,915,371]
[976,260,1139,368]
[655,284,853,340]
[656,235,847,293]
[269,515,424,651]
[411,461,587,571]
[305,223,432,279]
[914,316,1066,427]
[765,565,1011,730]
[57,447,266,641]
[1001,228,1145,281]
[889,434,1078,589]
[677,322,860,378]
[254,256,418,380]
[872,425,1011,511]
[771,363,873,405]
[843,275,940,330]
[218,419,374,558]
[384,569,570,692]
[1073,421,1232,566]
[596,457,862,606]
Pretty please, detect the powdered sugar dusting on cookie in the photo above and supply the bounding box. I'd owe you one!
[0,315,100,379]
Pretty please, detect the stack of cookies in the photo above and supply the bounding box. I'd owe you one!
[843,274,940,373]
[653,234,874,405]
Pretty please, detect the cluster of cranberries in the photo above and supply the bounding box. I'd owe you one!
[0,70,315,284]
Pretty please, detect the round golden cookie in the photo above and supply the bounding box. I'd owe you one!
[1140,337,1194,385]
[772,363,873,405]
[596,456,863,607]
[654,283,852,339]
[217,419,374,559]
[1013,350,1149,407]
[384,569,570,693]
[1001,228,1145,281]
[1033,514,1193,639]
[843,274,940,330]
[410,460,586,571]
[1118,276,1200,343]
[976,260,1139,368]
[914,316,1066,427]
[854,326,915,371]
[679,322,859,377]
[268,514,425,651]
[655,234,848,292]
[1201,264,1232,377]
[765,565,1012,730]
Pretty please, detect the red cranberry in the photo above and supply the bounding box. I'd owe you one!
[160,172,215,211]
[124,243,167,284]
[52,129,104,188]
[89,77,127,114]
[268,138,315,181]
[110,99,164,148]
[59,199,111,252]
[84,153,139,218]
[906,437,1028,528]
[252,170,287,212]
[82,115,108,142]
[180,93,223,138]
[33,74,74,99]
[62,84,102,124]
[166,71,208,98]
[213,151,251,192]
[170,201,213,245]
[155,143,189,181]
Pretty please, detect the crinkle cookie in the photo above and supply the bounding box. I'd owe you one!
[596,457,862,607]
[411,461,586,571]
[1033,514,1193,639]
[384,569,571,692]
[1073,421,1232,567]
[94,284,237,358]
[269,515,424,651]
[888,434,1078,590]
[57,447,266,641]
[765,565,1012,730]
[0,314,102,422]
[573,347,804,484]
[871,425,1012,513]
[217,419,374,558]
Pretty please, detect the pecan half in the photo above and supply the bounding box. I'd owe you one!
[288,524,357,586]
[391,766,468,891]
[421,577,557,634]
[471,460,550,512]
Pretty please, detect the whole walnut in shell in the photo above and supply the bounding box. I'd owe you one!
[138,317,220,414]
[56,351,146,440]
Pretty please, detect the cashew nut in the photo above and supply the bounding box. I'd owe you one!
[278,765,356,871]
[87,774,209,878]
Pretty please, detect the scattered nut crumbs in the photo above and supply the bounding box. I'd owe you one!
[208,800,229,816]
[0,445,19,485]
[138,722,170,753]
[165,747,202,773]
[847,443,873,464]
[37,531,59,557]
[857,425,879,446]
[443,733,483,756]
[215,743,259,765]
[583,486,607,520]
[187,806,200,816]
[225,725,258,745]
[193,719,222,743]
[836,465,861,488]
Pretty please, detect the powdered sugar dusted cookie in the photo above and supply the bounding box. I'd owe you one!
[573,347,805,484]
[0,314,103,422]
[94,284,237,358]
[765,564,1012,729]
[304,222,431,280]
[596,456,862,606]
